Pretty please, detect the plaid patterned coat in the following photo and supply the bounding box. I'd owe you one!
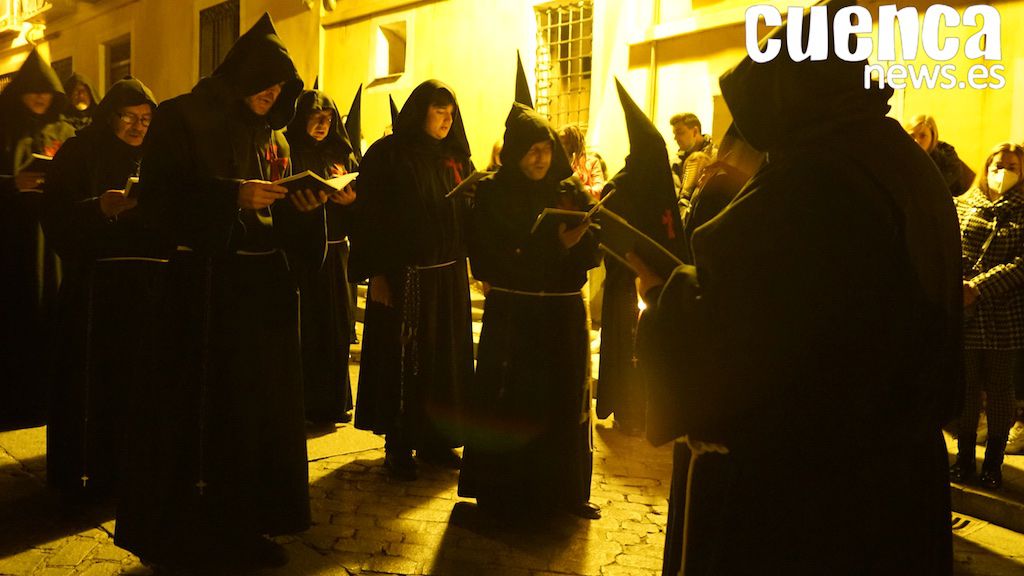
[956,186,1024,350]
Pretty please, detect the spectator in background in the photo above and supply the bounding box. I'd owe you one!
[559,124,605,199]
[669,112,715,200]
[904,114,975,196]
[951,143,1024,489]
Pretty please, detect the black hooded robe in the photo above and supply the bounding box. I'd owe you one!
[114,15,317,565]
[60,72,99,133]
[42,78,164,502]
[348,80,474,451]
[596,80,685,429]
[0,49,76,427]
[286,89,357,423]
[639,2,962,574]
[459,103,599,511]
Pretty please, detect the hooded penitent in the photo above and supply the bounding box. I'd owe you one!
[80,77,157,140]
[286,89,354,171]
[515,50,534,109]
[603,78,685,262]
[61,72,99,131]
[345,84,362,162]
[205,12,304,130]
[0,48,75,427]
[392,79,471,160]
[642,0,962,574]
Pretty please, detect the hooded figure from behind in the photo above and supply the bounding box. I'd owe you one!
[0,47,76,427]
[115,14,321,571]
[348,79,475,480]
[460,102,601,519]
[596,79,684,433]
[285,88,359,425]
[61,72,99,132]
[637,0,962,574]
[42,77,162,506]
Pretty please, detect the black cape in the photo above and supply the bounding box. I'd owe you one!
[115,14,316,567]
[348,79,474,449]
[42,77,163,500]
[285,89,357,423]
[640,1,962,573]
[459,103,599,510]
[0,48,75,427]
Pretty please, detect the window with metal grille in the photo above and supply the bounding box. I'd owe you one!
[534,0,593,132]
[106,35,131,91]
[51,57,72,84]
[199,0,239,80]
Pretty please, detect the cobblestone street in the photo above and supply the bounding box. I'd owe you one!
[0,361,676,576]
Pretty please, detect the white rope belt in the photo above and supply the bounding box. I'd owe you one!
[414,260,457,271]
[488,286,582,298]
[234,249,279,256]
[327,239,349,245]
[95,257,170,263]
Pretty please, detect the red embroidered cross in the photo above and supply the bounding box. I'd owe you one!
[443,158,463,185]
[661,209,677,240]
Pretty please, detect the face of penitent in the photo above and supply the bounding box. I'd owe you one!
[113,103,153,147]
[306,109,333,142]
[21,92,53,115]
[244,83,284,116]
[423,104,454,140]
[519,140,553,181]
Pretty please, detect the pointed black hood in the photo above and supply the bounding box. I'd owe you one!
[719,0,892,152]
[498,102,571,185]
[389,95,399,126]
[61,72,98,114]
[345,84,362,162]
[393,79,471,159]
[286,89,353,161]
[206,12,303,130]
[80,76,157,141]
[515,50,534,108]
[0,48,68,122]
[604,78,684,257]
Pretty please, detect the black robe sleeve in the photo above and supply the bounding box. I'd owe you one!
[136,99,241,255]
[347,138,400,281]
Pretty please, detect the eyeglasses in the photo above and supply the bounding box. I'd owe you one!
[308,113,333,126]
[117,112,152,127]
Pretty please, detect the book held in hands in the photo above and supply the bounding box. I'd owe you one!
[446,170,495,198]
[597,208,683,279]
[273,171,358,195]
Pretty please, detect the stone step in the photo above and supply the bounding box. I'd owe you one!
[947,432,1024,534]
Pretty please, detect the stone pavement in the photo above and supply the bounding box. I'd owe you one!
[0,411,673,576]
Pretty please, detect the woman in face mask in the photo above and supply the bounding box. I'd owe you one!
[951,143,1024,489]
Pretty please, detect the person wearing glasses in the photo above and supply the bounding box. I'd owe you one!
[42,77,160,512]
[285,88,359,427]
[0,48,76,428]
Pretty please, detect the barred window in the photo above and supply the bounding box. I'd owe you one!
[535,0,593,132]
[199,0,240,80]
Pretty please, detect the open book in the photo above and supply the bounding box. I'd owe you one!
[529,187,616,236]
[273,170,358,195]
[21,153,52,175]
[446,170,495,198]
[597,207,684,279]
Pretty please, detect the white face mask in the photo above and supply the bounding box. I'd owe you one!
[987,168,1020,195]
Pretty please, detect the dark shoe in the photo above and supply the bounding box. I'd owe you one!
[979,466,1003,490]
[337,411,353,424]
[417,448,462,469]
[567,501,602,520]
[385,449,417,481]
[950,460,976,484]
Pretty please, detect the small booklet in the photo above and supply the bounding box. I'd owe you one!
[528,187,615,236]
[22,153,52,174]
[123,176,140,198]
[597,207,684,279]
[446,170,495,198]
[273,170,358,195]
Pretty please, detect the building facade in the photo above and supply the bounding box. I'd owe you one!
[2,0,1021,176]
